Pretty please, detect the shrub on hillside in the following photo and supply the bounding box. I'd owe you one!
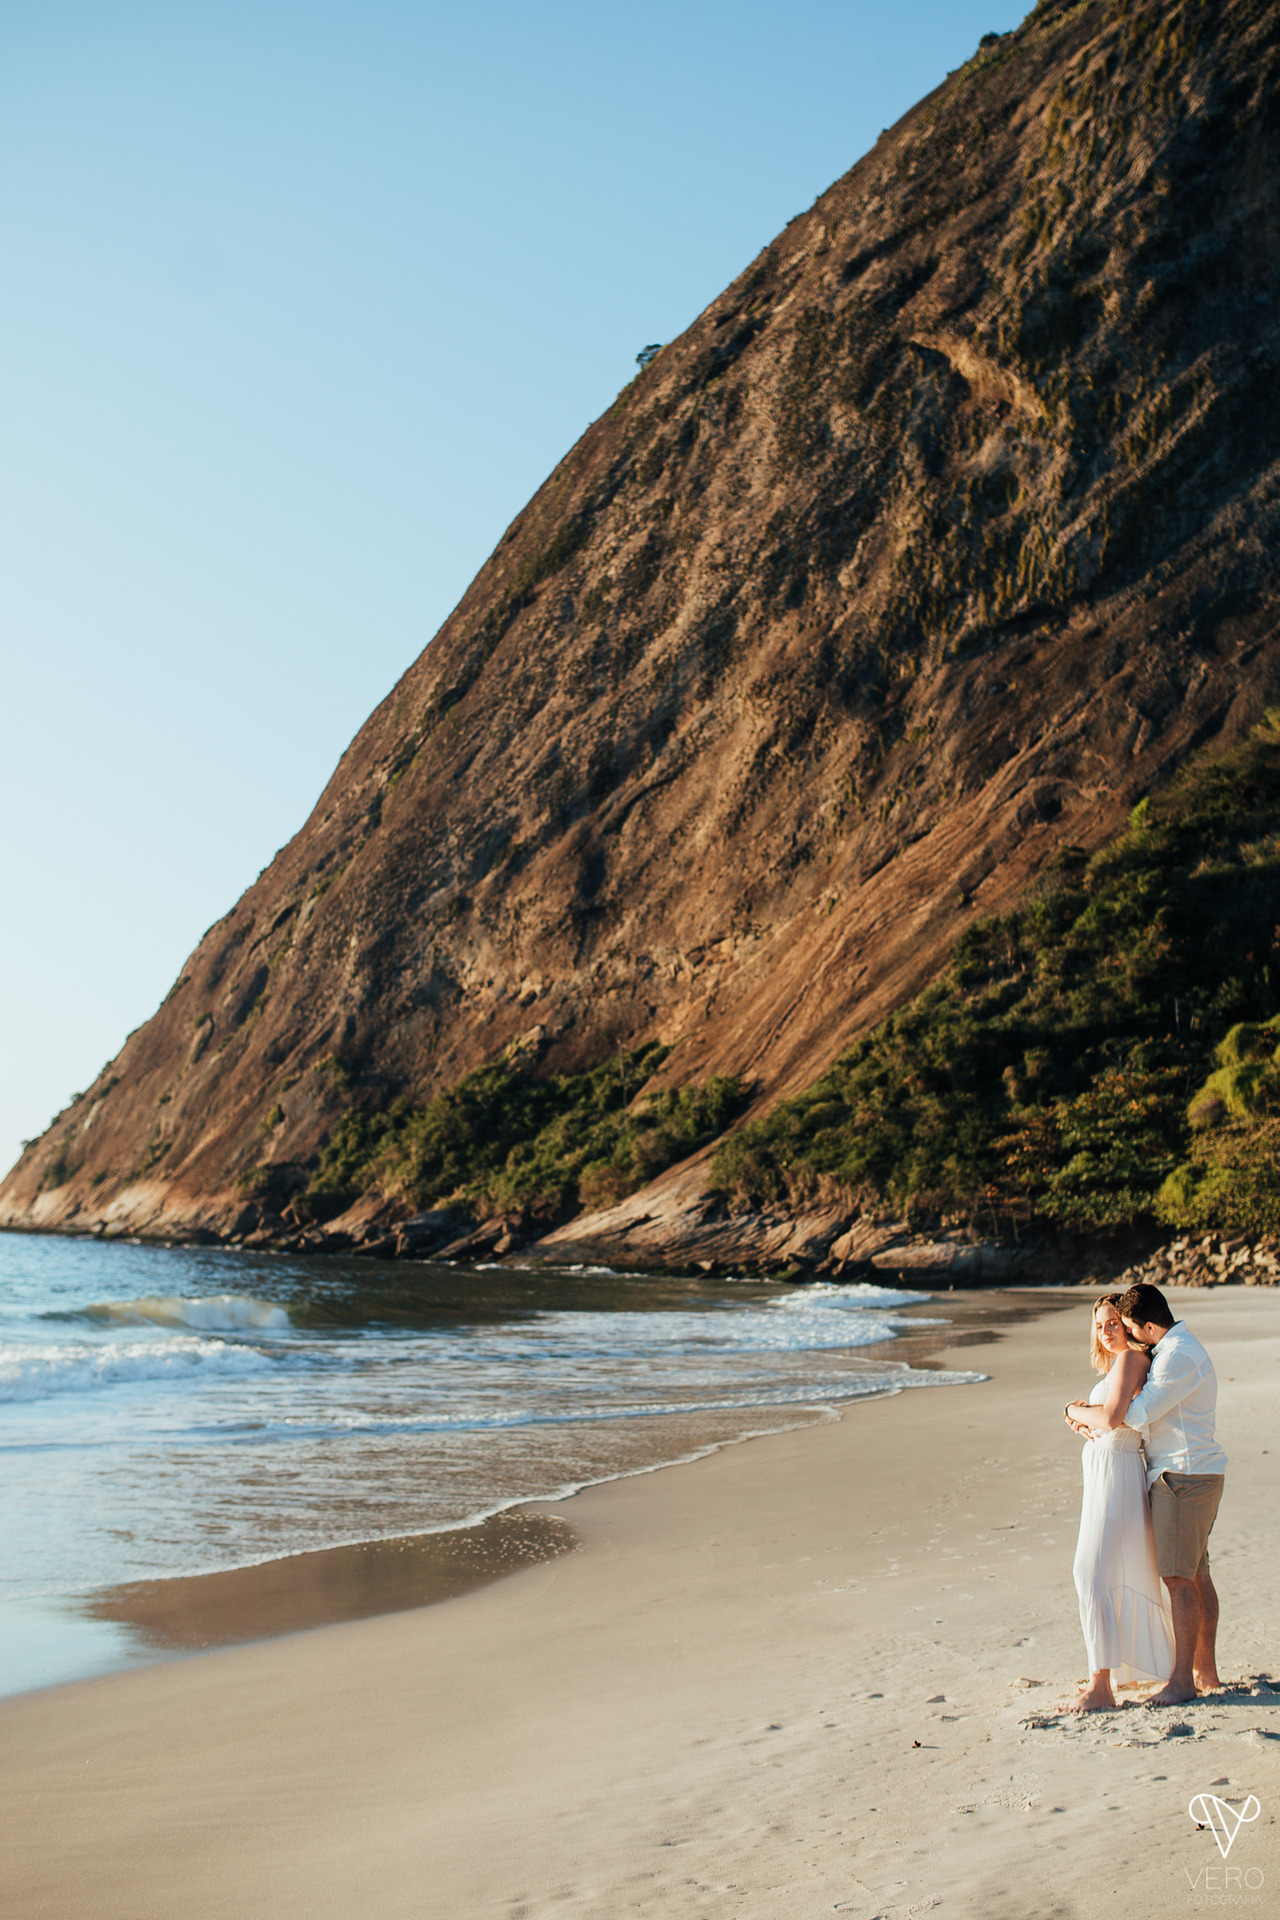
[299,1044,746,1224]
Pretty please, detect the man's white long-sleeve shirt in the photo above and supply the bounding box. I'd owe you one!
[1126,1320,1228,1486]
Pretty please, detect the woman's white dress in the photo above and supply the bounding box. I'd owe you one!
[1072,1376,1175,1681]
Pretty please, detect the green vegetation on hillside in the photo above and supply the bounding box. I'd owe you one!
[1158,1017,1280,1233]
[710,713,1280,1236]
[295,1043,745,1224]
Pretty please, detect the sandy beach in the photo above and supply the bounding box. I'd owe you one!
[2,1285,1277,1919]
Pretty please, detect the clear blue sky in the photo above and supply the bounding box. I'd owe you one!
[1,0,1023,1173]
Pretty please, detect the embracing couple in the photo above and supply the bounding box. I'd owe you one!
[1064,1282,1227,1713]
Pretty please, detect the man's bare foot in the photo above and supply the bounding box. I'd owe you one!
[1195,1669,1223,1693]
[1065,1679,1116,1714]
[1144,1680,1197,1707]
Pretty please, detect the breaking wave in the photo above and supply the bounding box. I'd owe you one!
[0,1336,274,1402]
[84,1293,293,1333]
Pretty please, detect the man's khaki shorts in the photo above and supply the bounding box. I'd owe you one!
[1150,1471,1224,1580]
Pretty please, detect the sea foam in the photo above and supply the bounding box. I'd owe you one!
[0,1335,273,1402]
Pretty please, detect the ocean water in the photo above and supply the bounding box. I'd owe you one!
[0,1230,985,1689]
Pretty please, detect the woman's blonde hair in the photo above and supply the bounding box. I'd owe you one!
[1090,1292,1144,1372]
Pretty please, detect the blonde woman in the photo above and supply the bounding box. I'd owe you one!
[1062,1294,1174,1712]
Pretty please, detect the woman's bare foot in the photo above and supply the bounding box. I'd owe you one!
[1065,1678,1116,1714]
[1144,1679,1197,1707]
[1195,1668,1223,1694]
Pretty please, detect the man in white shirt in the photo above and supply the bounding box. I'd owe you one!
[1071,1281,1226,1706]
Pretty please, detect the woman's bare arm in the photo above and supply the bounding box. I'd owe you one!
[1099,1348,1150,1430]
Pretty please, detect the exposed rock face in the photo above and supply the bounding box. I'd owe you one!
[529,1166,1038,1283]
[7,0,1280,1244]
[528,1159,1155,1285]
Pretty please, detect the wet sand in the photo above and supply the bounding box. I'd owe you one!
[1,1287,1277,1919]
[84,1509,579,1651]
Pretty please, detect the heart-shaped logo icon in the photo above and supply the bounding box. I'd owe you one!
[1188,1793,1261,1858]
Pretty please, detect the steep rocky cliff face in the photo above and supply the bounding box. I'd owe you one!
[7,0,1280,1247]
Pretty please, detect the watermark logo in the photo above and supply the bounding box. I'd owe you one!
[1188,1792,1261,1859]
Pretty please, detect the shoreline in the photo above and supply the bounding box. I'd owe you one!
[3,1287,1028,1698]
[3,1286,1277,1919]
[0,1205,1248,1289]
[10,1199,1280,1310]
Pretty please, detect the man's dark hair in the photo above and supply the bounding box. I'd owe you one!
[1116,1282,1176,1329]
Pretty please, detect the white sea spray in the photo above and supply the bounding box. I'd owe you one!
[0,1334,273,1402]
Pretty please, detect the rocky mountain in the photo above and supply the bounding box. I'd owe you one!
[7,0,1280,1265]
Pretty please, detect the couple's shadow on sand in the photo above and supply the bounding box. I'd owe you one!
[1017,1672,1280,1736]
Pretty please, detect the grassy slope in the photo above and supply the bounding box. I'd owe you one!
[710,714,1280,1236]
